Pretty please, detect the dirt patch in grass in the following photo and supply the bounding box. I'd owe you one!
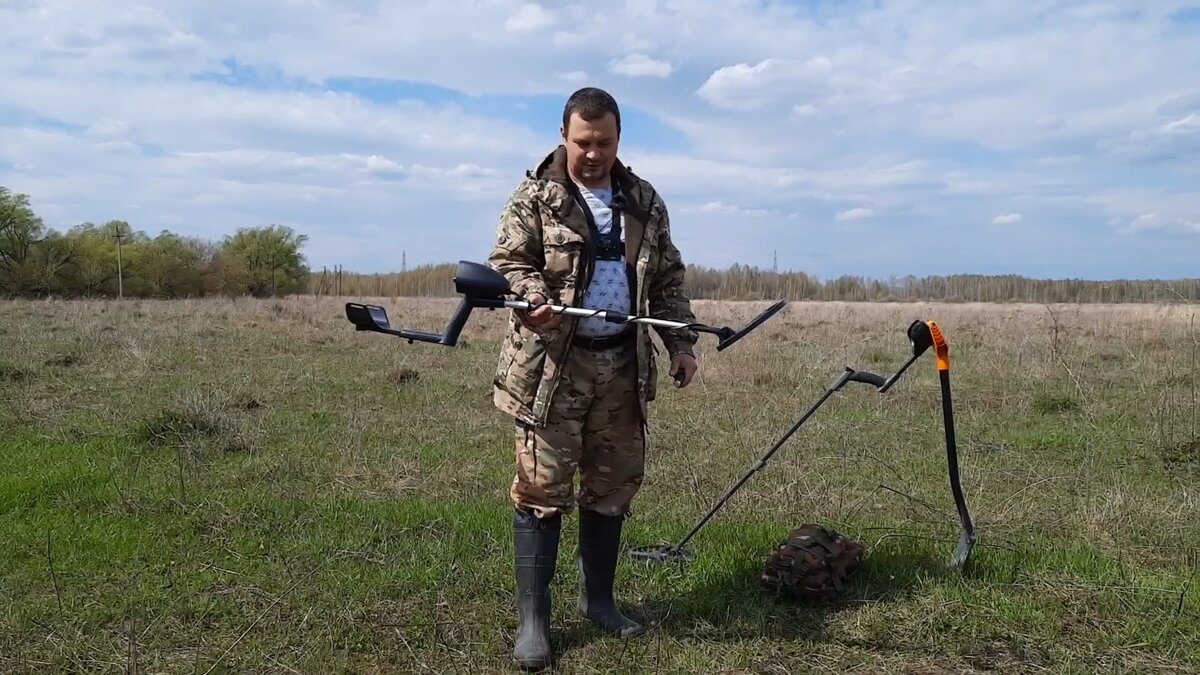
[136,409,224,447]
[43,352,80,367]
[233,393,265,411]
[1162,437,1200,469]
[133,391,260,455]
[0,362,33,382]
[392,367,421,384]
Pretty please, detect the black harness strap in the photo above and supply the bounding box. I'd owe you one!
[567,176,624,261]
[565,175,635,329]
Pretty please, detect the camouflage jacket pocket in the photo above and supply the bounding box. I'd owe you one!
[499,326,550,401]
[541,224,586,293]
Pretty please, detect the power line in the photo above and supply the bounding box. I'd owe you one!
[112,223,125,299]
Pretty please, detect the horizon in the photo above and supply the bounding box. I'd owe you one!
[2,2,1198,281]
[311,257,1200,285]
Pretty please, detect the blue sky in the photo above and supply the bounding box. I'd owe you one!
[1,1,1198,281]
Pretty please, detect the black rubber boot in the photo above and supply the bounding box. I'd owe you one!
[512,508,560,671]
[577,509,643,636]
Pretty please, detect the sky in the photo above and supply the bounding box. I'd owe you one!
[1,1,1198,281]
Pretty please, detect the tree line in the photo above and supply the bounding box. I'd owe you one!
[4,185,1195,303]
[1,187,309,298]
[307,262,1199,304]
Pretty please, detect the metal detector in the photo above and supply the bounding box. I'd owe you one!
[629,319,977,571]
[345,260,787,352]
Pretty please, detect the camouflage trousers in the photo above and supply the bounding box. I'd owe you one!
[510,342,645,519]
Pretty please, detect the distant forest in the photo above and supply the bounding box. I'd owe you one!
[5,186,1196,303]
[2,187,309,299]
[307,262,1199,304]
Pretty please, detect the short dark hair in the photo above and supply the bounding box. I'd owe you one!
[563,87,621,136]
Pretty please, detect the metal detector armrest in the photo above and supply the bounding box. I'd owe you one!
[846,369,886,388]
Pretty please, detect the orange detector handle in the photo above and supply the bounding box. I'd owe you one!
[927,320,949,371]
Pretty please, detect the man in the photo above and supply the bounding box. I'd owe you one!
[489,87,699,669]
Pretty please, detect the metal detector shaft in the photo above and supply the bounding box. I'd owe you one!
[509,297,787,351]
[503,299,696,331]
[878,351,920,393]
[667,367,869,553]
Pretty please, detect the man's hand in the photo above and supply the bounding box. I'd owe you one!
[524,293,562,329]
[670,353,699,388]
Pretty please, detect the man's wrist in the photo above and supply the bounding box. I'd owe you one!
[668,344,696,359]
[515,280,550,303]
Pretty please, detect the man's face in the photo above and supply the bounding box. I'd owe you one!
[561,111,619,187]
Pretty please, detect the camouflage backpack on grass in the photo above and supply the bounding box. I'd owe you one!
[760,523,866,600]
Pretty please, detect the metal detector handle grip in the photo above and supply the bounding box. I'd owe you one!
[439,297,474,346]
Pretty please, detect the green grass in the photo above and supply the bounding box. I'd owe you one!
[1,297,1198,672]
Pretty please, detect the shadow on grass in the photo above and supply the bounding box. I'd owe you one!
[532,540,959,671]
[643,540,955,643]
[538,534,966,673]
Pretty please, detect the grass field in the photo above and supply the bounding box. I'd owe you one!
[2,295,1198,673]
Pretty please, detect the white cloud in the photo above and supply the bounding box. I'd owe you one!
[556,70,588,83]
[1,0,1199,278]
[1131,214,1159,230]
[697,57,831,111]
[623,153,929,202]
[1082,186,1200,240]
[1160,113,1200,135]
[504,3,554,32]
[992,213,1023,225]
[836,207,874,221]
[607,53,673,78]
[1123,213,1200,235]
[684,201,774,217]
[505,4,555,33]
[1100,109,1200,162]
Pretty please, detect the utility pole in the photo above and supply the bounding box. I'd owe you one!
[112,223,125,299]
[402,250,406,273]
[773,249,778,274]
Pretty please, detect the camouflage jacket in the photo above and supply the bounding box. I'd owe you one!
[489,145,698,427]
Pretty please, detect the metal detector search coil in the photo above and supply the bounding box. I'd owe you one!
[345,260,787,352]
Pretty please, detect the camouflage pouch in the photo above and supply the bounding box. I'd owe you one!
[760,523,865,600]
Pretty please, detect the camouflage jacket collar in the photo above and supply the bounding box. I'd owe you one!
[529,145,650,223]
